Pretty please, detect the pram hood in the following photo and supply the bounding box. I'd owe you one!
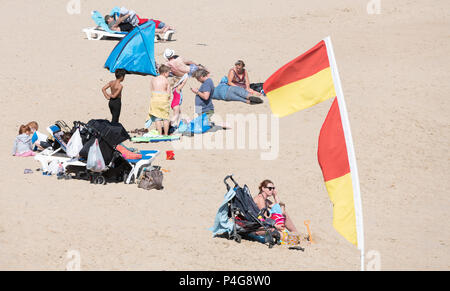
[78,119,130,165]
[84,119,130,146]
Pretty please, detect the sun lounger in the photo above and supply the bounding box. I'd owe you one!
[83,10,128,40]
[125,150,160,184]
[83,27,127,40]
[34,152,85,172]
[155,30,175,42]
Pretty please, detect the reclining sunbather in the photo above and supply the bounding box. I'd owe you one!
[213,76,263,104]
[164,49,205,78]
[105,7,138,32]
[105,7,174,36]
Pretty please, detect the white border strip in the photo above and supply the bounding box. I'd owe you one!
[323,36,365,271]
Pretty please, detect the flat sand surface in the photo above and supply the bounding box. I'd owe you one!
[0,0,448,270]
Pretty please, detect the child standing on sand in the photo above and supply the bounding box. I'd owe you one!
[148,65,172,135]
[102,69,126,123]
[170,76,188,129]
[12,125,35,157]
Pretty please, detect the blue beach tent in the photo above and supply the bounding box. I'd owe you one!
[104,21,157,76]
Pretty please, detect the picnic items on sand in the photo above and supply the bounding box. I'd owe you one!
[304,220,315,243]
[166,150,175,160]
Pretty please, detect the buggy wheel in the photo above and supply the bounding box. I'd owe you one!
[123,172,128,184]
[234,234,242,244]
[96,176,106,185]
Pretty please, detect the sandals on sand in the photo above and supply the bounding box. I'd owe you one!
[249,96,263,104]
[129,128,149,135]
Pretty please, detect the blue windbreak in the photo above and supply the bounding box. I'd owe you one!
[104,21,157,76]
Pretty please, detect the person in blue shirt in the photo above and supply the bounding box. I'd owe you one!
[191,69,215,123]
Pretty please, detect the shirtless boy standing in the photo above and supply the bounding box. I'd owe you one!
[149,65,171,135]
[102,69,126,123]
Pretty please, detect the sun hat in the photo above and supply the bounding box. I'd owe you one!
[164,48,175,60]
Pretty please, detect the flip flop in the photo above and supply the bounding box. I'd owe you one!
[288,246,305,251]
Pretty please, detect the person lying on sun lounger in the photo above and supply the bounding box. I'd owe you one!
[105,7,138,32]
[105,7,174,36]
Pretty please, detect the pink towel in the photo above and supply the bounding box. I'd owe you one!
[270,213,286,226]
[15,151,35,157]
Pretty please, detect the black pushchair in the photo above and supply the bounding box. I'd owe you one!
[223,175,280,248]
[64,119,132,184]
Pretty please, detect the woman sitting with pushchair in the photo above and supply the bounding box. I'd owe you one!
[253,179,300,235]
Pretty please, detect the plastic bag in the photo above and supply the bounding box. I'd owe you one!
[86,138,106,172]
[48,160,60,175]
[66,128,83,158]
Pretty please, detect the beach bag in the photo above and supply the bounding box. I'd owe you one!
[250,83,264,93]
[86,138,106,172]
[280,230,301,246]
[138,169,164,190]
[66,129,83,158]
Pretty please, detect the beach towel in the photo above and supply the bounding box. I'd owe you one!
[209,188,236,237]
[149,91,170,120]
[116,144,142,160]
[131,133,181,143]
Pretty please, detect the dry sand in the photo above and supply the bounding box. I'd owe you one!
[0,0,448,270]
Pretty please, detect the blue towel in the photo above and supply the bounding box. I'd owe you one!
[91,10,126,34]
[270,203,283,215]
[209,188,236,237]
[110,6,120,19]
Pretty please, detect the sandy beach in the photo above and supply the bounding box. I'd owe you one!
[0,0,448,270]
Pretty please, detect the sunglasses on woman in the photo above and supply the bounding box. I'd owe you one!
[265,186,276,191]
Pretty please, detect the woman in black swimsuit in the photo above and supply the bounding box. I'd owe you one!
[253,179,300,234]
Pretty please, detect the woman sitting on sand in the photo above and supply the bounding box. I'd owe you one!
[227,60,262,97]
[253,179,300,234]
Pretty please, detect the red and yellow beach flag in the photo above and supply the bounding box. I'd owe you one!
[318,97,357,245]
[263,40,336,117]
[264,37,365,268]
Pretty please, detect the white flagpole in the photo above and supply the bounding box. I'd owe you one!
[323,36,365,271]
